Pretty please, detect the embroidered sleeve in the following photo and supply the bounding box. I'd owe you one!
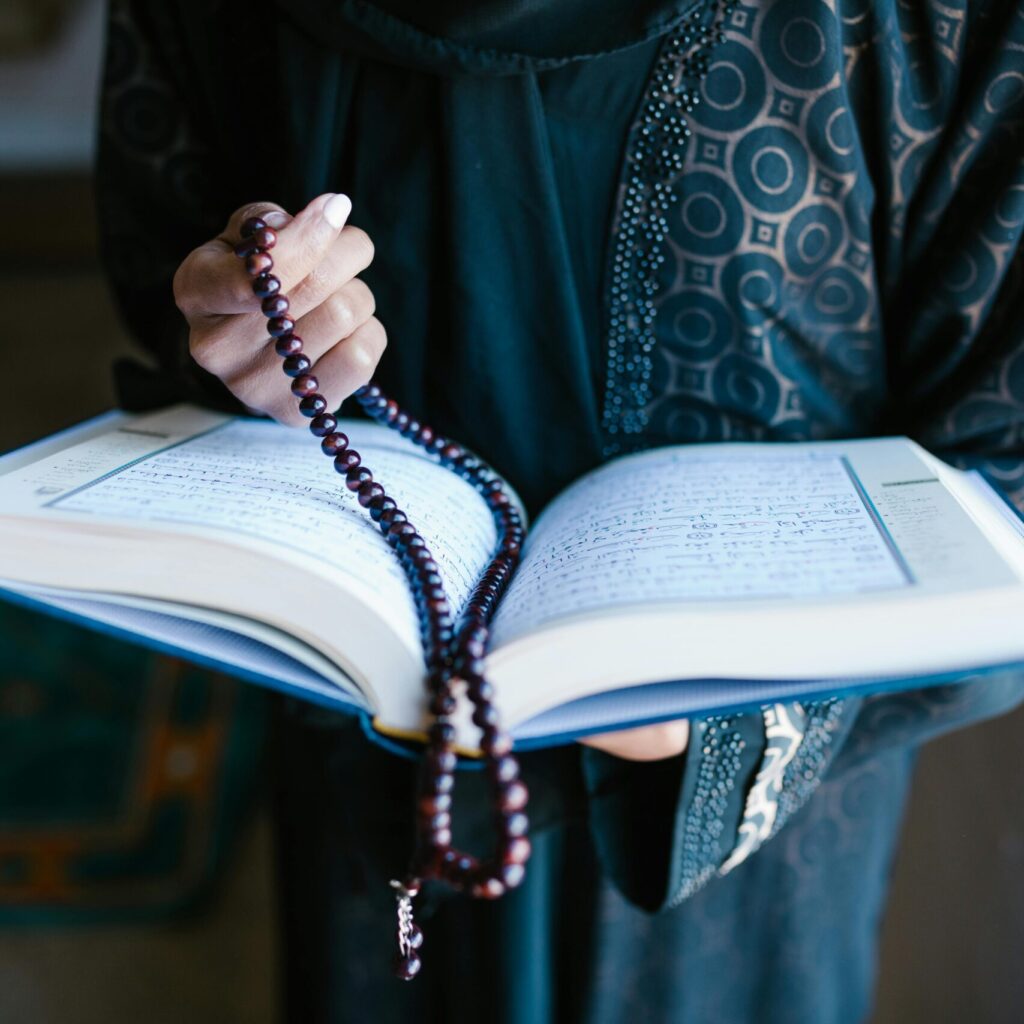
[670,698,853,904]
[581,700,859,911]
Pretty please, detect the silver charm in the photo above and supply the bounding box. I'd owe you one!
[390,879,423,980]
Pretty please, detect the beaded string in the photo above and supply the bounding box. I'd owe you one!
[235,216,530,981]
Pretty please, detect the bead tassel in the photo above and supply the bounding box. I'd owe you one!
[235,217,529,979]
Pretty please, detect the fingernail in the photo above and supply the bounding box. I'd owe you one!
[323,193,352,229]
[263,211,289,227]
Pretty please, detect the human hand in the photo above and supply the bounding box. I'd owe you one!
[579,720,690,761]
[173,193,384,425]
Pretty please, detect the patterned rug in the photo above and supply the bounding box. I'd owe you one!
[0,603,266,923]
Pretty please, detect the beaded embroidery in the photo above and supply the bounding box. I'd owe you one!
[670,714,746,905]
[601,0,735,454]
[670,699,848,905]
[719,702,808,874]
[767,698,847,842]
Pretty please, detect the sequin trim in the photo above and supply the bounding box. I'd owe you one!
[670,714,745,906]
[601,0,735,454]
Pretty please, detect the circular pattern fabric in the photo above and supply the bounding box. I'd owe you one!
[621,0,1024,463]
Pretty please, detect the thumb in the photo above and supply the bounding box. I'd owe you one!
[220,200,293,243]
[226,193,352,295]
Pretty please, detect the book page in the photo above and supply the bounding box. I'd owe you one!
[0,406,497,649]
[491,440,1018,648]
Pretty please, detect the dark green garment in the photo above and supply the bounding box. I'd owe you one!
[95,1,1024,1022]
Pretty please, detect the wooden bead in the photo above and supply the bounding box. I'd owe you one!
[426,749,457,774]
[503,812,529,837]
[480,728,513,757]
[418,793,452,817]
[467,678,494,703]
[291,374,319,397]
[369,496,396,522]
[429,828,452,849]
[393,952,422,981]
[252,272,280,299]
[239,216,266,239]
[309,413,337,437]
[500,863,526,890]
[262,294,289,317]
[245,251,273,276]
[499,780,529,813]
[427,772,455,795]
[428,721,455,745]
[233,237,262,258]
[471,704,499,729]
[357,481,385,508]
[268,315,295,337]
[321,432,349,456]
[299,394,327,417]
[503,836,531,865]
[441,851,477,882]
[379,508,407,530]
[488,755,518,784]
[333,450,360,473]
[389,521,418,541]
[471,876,505,900]
[428,692,457,716]
[345,466,372,492]
[282,354,311,377]
[253,226,277,249]
[428,811,452,835]
[274,333,302,357]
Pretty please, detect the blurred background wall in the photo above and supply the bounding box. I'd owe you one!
[0,2,1021,1022]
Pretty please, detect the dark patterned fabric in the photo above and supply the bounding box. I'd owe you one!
[631,0,1024,505]
[94,1,1024,1022]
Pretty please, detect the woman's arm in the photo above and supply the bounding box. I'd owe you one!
[97,1,384,416]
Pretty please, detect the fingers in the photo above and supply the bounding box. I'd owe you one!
[286,226,376,320]
[291,277,376,360]
[174,201,292,318]
[258,192,355,295]
[175,193,362,319]
[175,192,383,427]
[303,316,387,415]
[221,200,292,241]
[578,720,690,761]
[187,310,263,380]
[218,311,387,427]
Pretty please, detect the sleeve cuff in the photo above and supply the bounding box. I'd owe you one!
[582,699,858,913]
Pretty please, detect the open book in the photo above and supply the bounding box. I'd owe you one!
[2,404,1024,753]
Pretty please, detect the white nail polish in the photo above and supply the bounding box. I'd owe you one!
[323,193,352,229]
[263,211,289,227]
